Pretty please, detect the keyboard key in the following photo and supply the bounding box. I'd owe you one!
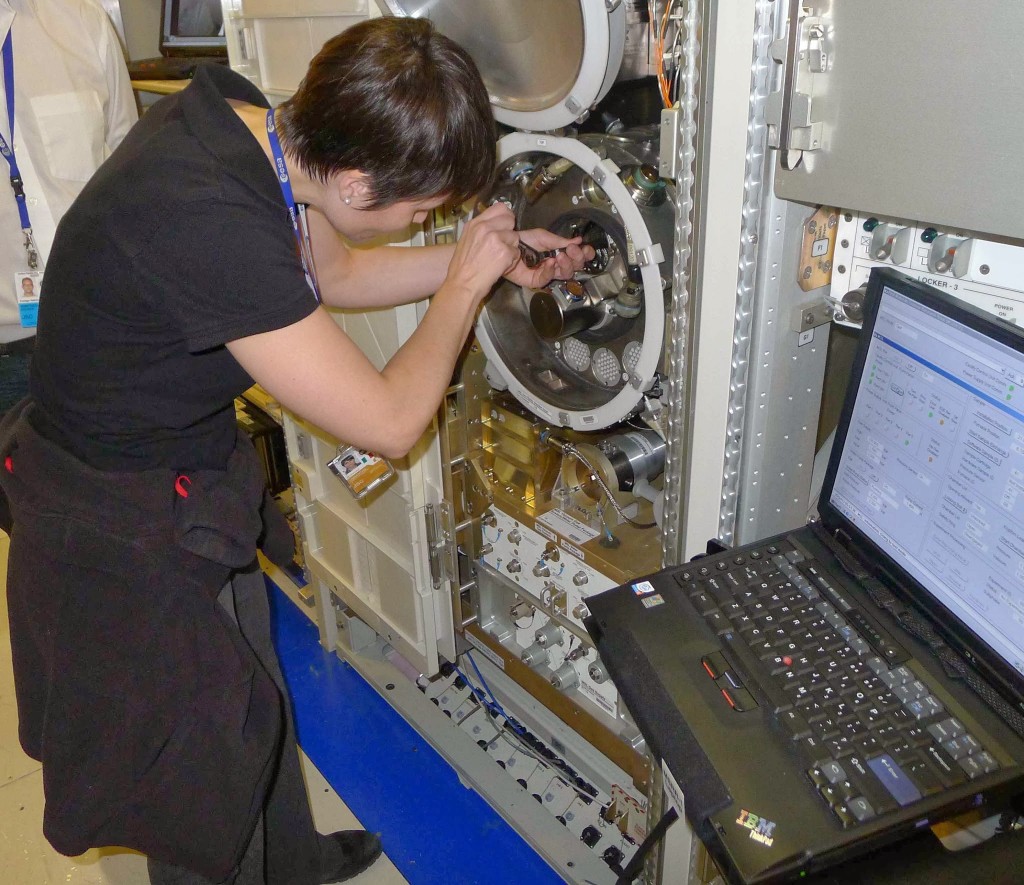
[860,674,883,694]
[929,717,966,742]
[704,577,734,605]
[728,687,758,712]
[904,698,931,721]
[704,611,731,635]
[844,754,899,814]
[942,734,981,760]
[875,723,900,746]
[692,592,719,615]
[799,734,827,760]
[923,744,967,788]
[849,637,871,656]
[891,666,915,685]
[819,760,848,784]
[826,736,854,758]
[958,754,986,780]
[808,766,830,790]
[894,683,926,705]
[820,781,855,806]
[866,656,889,676]
[831,804,856,829]
[902,724,931,748]
[855,735,882,758]
[907,679,928,696]
[780,708,812,739]
[919,695,945,718]
[889,743,918,765]
[816,601,837,619]
[812,719,840,741]
[847,796,876,822]
[972,751,999,775]
[905,757,945,796]
[867,754,922,807]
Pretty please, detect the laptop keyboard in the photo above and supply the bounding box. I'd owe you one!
[674,541,1000,829]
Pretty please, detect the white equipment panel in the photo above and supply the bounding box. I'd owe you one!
[830,211,1024,327]
[771,1,1024,242]
[282,265,457,677]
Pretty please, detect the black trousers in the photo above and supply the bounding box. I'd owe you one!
[148,571,321,885]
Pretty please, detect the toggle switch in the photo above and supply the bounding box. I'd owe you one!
[869,223,903,261]
[927,234,964,274]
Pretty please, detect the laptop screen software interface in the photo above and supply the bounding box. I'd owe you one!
[827,281,1024,680]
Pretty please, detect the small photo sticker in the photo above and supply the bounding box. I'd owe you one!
[632,580,657,596]
[328,445,396,500]
[641,594,665,609]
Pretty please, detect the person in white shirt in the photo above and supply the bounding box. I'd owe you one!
[0,0,137,410]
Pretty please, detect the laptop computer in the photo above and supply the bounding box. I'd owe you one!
[583,267,1024,882]
[127,0,228,82]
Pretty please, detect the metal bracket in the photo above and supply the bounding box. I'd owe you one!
[767,0,829,170]
[658,105,680,180]
[792,300,834,333]
[636,242,666,267]
[423,501,456,590]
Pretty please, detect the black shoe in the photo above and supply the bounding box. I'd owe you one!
[318,830,383,883]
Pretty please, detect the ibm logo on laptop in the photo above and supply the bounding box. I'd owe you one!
[735,809,777,847]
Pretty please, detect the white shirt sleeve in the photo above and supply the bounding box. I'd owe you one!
[92,0,138,154]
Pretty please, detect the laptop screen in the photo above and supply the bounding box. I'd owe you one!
[822,270,1024,690]
[160,0,226,58]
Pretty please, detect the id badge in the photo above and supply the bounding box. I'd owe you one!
[328,445,396,500]
[14,271,41,328]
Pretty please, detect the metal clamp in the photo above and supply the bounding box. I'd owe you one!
[774,0,827,170]
[423,502,456,590]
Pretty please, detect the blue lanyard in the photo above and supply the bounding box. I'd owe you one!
[0,29,38,269]
[265,108,319,302]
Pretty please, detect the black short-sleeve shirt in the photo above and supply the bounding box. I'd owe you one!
[30,65,318,471]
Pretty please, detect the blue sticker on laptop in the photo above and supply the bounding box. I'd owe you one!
[632,580,657,596]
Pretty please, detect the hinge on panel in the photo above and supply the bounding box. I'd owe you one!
[423,501,456,590]
[766,1,830,170]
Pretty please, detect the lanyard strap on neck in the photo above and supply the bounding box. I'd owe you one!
[266,108,319,303]
[0,29,38,270]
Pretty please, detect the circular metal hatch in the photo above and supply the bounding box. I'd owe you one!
[475,132,671,431]
[376,0,626,131]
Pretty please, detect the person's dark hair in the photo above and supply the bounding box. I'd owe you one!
[277,17,496,208]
